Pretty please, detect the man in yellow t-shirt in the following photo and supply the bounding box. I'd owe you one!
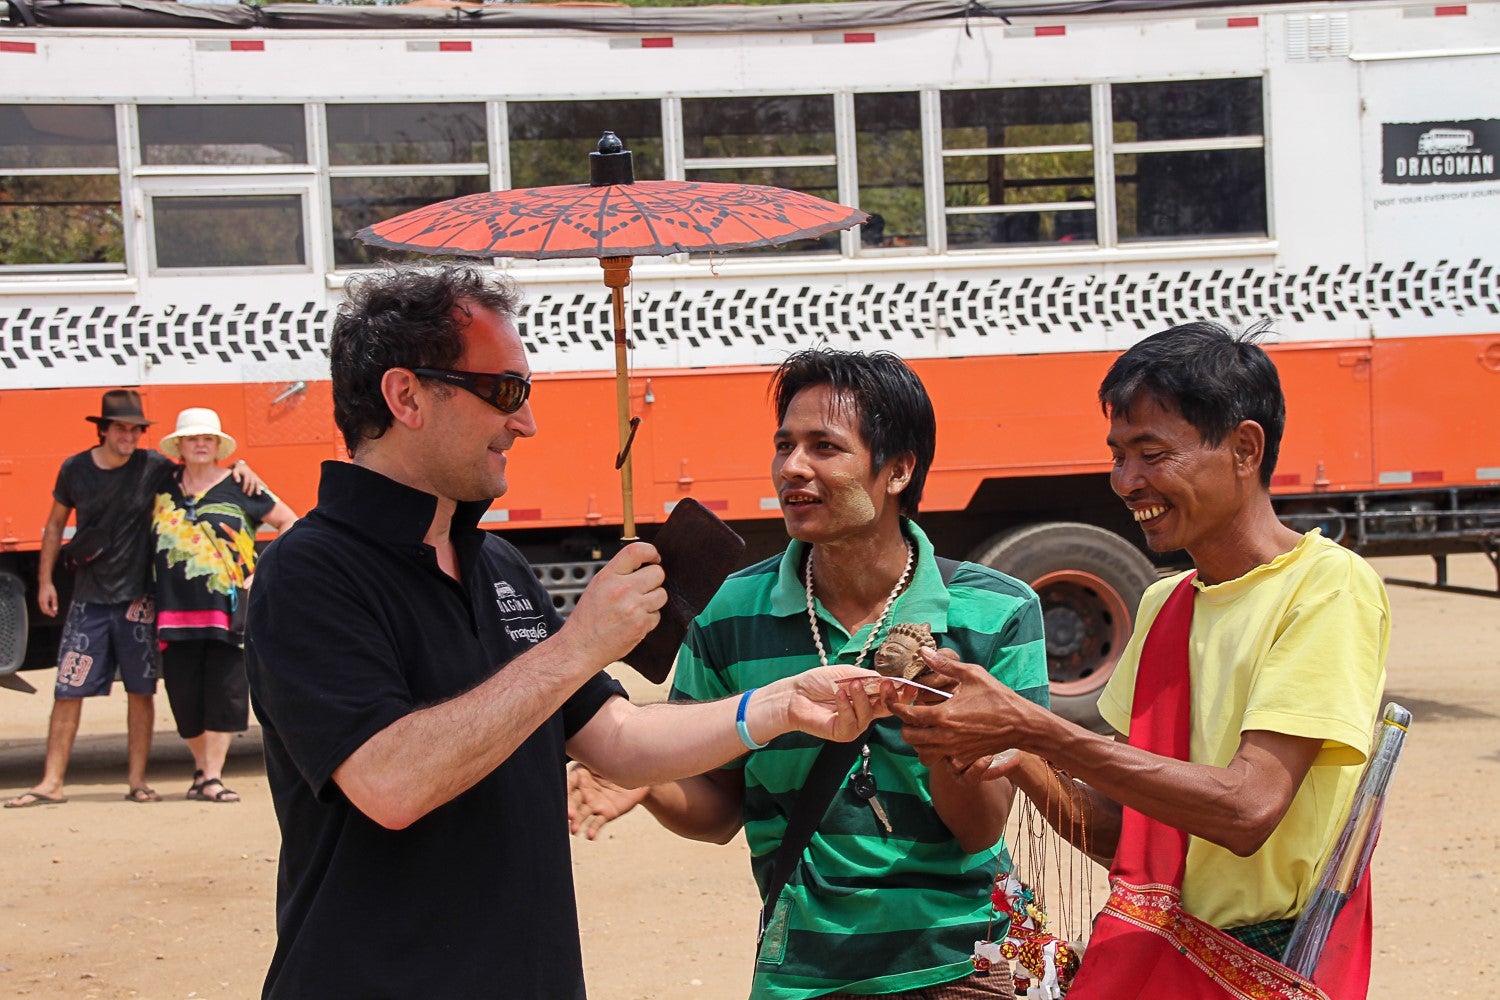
[894,321,1389,965]
[1098,529,1387,931]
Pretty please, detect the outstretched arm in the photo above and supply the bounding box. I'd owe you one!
[896,651,1322,858]
[566,666,892,791]
[332,542,667,830]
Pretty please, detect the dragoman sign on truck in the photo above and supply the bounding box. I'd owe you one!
[1,0,1497,727]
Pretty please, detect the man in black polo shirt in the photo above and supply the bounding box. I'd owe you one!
[245,265,891,999]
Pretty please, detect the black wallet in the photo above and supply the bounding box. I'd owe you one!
[622,497,746,684]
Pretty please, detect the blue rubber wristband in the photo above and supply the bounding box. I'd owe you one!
[736,688,769,751]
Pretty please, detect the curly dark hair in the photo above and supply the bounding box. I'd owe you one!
[769,349,936,517]
[1098,320,1286,486]
[330,265,523,455]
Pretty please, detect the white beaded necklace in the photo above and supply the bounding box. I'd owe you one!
[804,539,915,670]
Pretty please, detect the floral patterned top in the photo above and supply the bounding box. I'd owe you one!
[152,469,276,647]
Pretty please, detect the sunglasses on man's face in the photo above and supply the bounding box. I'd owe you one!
[411,367,532,414]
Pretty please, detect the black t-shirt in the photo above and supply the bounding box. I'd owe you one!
[54,448,175,604]
[246,461,625,1000]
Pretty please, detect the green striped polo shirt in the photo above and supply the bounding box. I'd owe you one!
[670,520,1049,1000]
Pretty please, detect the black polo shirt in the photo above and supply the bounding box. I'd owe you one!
[247,461,624,1000]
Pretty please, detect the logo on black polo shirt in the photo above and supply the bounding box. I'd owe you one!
[506,622,549,642]
[494,579,548,643]
[493,580,536,615]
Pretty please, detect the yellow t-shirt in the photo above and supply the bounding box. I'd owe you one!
[1097,530,1389,929]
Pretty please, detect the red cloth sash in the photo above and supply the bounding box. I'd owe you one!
[1066,574,1372,1000]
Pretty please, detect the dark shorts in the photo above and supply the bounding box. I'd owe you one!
[161,639,250,738]
[54,598,160,698]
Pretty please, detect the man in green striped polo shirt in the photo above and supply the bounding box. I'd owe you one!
[570,349,1049,999]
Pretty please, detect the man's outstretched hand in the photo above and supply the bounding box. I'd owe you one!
[762,666,900,744]
[891,647,1041,771]
[567,763,648,840]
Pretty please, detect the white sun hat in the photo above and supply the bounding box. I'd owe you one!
[160,407,237,461]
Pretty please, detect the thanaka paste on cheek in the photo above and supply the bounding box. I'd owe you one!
[832,476,878,524]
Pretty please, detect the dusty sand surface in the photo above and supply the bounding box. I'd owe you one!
[2,553,1496,999]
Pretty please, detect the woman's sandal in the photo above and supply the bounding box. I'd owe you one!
[124,786,162,803]
[195,777,240,804]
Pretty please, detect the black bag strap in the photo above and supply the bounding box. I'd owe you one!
[757,732,864,946]
[756,555,965,947]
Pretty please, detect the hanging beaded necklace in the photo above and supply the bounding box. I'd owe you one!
[805,538,915,835]
[804,539,915,671]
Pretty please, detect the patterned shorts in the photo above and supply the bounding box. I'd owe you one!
[53,598,160,698]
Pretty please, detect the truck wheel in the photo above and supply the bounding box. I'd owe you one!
[967,522,1157,733]
[0,570,27,675]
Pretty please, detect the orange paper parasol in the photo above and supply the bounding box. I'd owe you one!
[357,132,867,537]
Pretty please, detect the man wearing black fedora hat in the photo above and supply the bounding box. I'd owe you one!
[5,389,258,809]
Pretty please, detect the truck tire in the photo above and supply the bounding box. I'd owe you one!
[0,570,27,675]
[967,522,1157,733]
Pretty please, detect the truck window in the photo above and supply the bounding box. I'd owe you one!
[328,103,489,268]
[1112,78,1267,241]
[940,85,1096,249]
[682,94,839,256]
[853,91,926,251]
[0,105,123,271]
[508,98,665,188]
[139,104,307,166]
[151,194,307,269]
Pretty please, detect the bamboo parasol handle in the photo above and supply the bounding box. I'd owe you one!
[602,256,637,540]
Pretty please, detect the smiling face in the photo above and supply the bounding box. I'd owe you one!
[772,384,911,547]
[101,420,146,461]
[419,304,537,503]
[1107,394,1253,557]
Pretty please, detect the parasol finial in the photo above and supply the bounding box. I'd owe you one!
[590,131,635,187]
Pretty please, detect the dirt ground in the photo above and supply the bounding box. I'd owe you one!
[1,552,1496,999]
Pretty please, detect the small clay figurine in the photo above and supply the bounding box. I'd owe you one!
[874,622,937,680]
